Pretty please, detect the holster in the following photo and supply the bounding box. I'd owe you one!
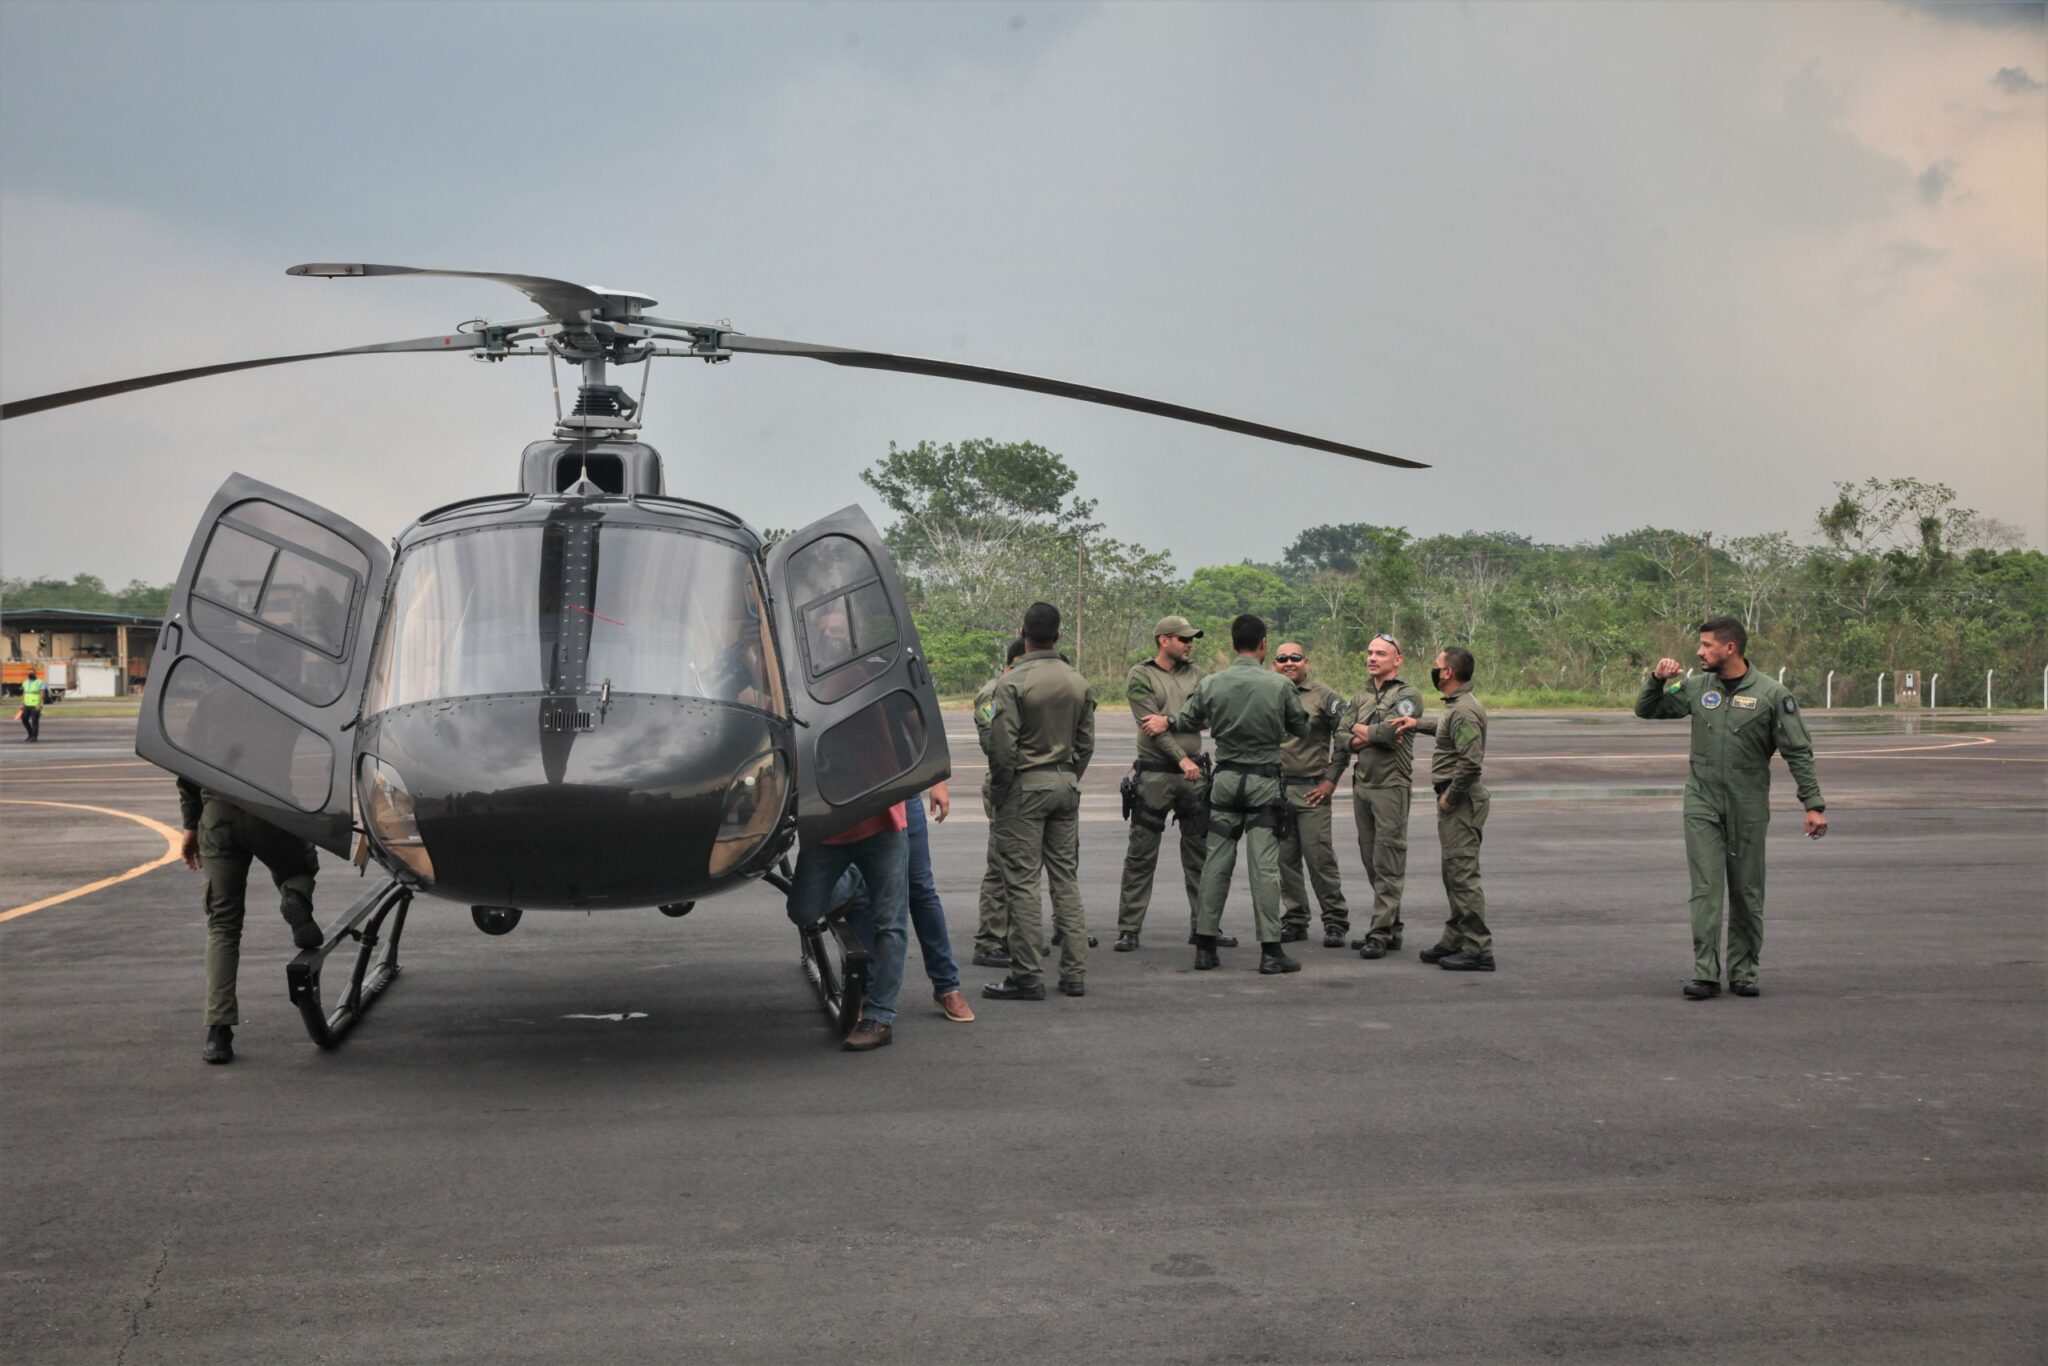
[1119,772,1138,822]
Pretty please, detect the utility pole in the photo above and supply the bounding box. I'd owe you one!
[1075,533,1086,676]
[1700,531,1712,622]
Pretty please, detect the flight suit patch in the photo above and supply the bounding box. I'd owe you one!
[1396,698,1416,718]
[1701,691,1723,710]
[1783,698,1797,714]
[1732,695,1757,710]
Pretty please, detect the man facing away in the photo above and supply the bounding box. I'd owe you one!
[1144,613,1311,975]
[969,636,1029,968]
[1271,641,1353,948]
[1114,616,1215,953]
[983,602,1098,1001]
[1635,616,1826,1000]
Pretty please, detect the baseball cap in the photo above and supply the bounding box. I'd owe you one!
[1154,615,1203,640]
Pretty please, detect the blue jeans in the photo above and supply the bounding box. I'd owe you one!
[785,828,908,1026]
[826,798,961,997]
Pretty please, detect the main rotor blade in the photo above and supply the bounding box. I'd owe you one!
[717,334,1426,469]
[287,263,643,322]
[0,332,485,420]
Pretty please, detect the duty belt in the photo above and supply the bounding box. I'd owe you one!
[1214,759,1283,779]
[1133,756,1209,775]
[1016,760,1076,775]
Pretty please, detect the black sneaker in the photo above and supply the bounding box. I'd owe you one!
[1113,932,1140,952]
[1682,979,1721,1000]
[982,977,1047,1001]
[1417,943,1458,964]
[202,1025,234,1065]
[1322,929,1348,948]
[1437,951,1495,972]
[971,949,1013,968]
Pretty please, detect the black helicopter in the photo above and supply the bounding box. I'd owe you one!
[0,264,1423,1045]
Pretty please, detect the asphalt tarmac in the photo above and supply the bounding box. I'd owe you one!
[3,707,2043,1364]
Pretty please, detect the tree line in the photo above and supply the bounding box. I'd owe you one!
[10,451,2042,707]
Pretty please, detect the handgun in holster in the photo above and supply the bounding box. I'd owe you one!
[1119,771,1138,822]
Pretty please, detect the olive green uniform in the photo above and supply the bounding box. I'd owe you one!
[1413,690,1490,955]
[1166,657,1311,945]
[988,651,1097,989]
[1276,675,1352,936]
[1116,658,1209,937]
[971,674,1008,958]
[1635,668,1824,986]
[1345,675,1426,947]
[177,779,319,1027]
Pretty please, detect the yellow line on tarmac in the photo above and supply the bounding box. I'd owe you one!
[0,799,184,922]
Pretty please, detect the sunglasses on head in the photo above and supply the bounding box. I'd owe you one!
[1372,633,1400,650]
[1275,652,1304,662]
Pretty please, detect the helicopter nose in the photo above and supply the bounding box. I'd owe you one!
[360,696,792,909]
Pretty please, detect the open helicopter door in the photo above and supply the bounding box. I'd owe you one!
[136,474,390,857]
[766,506,950,841]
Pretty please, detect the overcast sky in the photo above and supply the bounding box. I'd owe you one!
[2,0,2043,588]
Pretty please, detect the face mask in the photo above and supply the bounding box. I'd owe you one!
[1430,667,1447,691]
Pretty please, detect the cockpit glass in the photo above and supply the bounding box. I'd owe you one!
[366,522,783,716]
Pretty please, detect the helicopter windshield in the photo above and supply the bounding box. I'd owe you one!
[366,523,784,715]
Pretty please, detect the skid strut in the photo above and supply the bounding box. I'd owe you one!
[286,876,412,1049]
[765,867,869,1040]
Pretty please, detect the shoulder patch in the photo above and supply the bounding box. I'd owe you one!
[1783,697,1797,714]
[976,700,996,724]
[1701,690,1723,710]
[1664,679,1683,694]
[1396,698,1416,717]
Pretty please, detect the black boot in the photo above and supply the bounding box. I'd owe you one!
[1193,935,1220,971]
[1189,932,1239,948]
[1259,943,1302,975]
[1114,931,1140,952]
[202,1025,234,1064]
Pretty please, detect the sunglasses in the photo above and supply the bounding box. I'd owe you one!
[1372,633,1400,650]
[1173,635,1197,644]
[1275,653,1305,663]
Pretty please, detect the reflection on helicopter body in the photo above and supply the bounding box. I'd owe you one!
[353,496,798,908]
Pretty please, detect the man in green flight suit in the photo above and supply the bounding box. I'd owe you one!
[1345,632,1426,959]
[1143,613,1311,974]
[1114,615,1219,953]
[983,602,1098,1001]
[1271,641,1353,948]
[969,636,1030,968]
[1391,646,1494,971]
[177,778,324,1063]
[1635,616,1827,1000]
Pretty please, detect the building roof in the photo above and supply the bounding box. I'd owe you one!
[1,607,163,628]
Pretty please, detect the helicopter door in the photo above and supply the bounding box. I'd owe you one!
[766,506,949,841]
[135,474,390,856]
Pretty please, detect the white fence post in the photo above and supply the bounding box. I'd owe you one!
[1930,672,1939,712]
[1877,672,1885,707]
[1986,668,1993,711]
[1826,670,1835,708]
[1778,666,1786,685]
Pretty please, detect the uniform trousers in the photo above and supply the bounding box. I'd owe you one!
[197,799,319,1027]
[1433,787,1491,954]
[992,783,1086,988]
[1683,784,1770,985]
[1197,771,1285,945]
[1352,783,1413,945]
[1116,768,1207,936]
[1278,779,1350,933]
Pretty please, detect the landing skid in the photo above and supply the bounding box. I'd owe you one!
[286,875,412,1049]
[763,865,868,1040]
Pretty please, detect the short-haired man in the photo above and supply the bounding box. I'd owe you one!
[1271,642,1352,947]
[983,603,1097,1000]
[19,667,44,741]
[1636,616,1826,1000]
[1391,647,1493,971]
[969,636,1031,968]
[1113,616,1216,953]
[1344,633,1425,959]
[1145,614,1311,974]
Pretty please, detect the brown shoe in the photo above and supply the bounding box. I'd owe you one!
[843,1020,893,1051]
[934,989,975,1022]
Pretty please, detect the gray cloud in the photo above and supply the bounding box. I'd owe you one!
[1993,65,2046,92]
[1901,1,2047,29]
[1918,158,1960,202]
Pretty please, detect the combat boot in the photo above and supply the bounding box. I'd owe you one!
[1322,928,1347,948]
[971,948,1013,968]
[280,889,322,950]
[1193,935,1220,971]
[202,1026,234,1064]
[1437,951,1495,972]
[1682,979,1721,1000]
[1114,931,1140,952]
[1258,943,1302,974]
[1279,924,1308,943]
[1418,943,1459,964]
[1189,932,1239,948]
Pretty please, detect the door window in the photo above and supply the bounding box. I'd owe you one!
[814,690,929,805]
[188,500,369,707]
[787,534,900,703]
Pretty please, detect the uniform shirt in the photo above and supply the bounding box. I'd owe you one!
[1634,668,1824,811]
[972,674,1002,759]
[1414,688,1487,801]
[1344,675,1426,788]
[989,650,1098,792]
[1167,656,1310,765]
[1279,675,1349,784]
[1128,658,1206,764]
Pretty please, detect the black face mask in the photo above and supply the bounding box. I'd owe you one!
[1430,667,1447,692]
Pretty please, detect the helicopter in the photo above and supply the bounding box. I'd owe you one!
[0,264,1425,1046]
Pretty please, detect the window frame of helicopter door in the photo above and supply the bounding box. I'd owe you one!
[135,473,390,857]
[764,505,951,841]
